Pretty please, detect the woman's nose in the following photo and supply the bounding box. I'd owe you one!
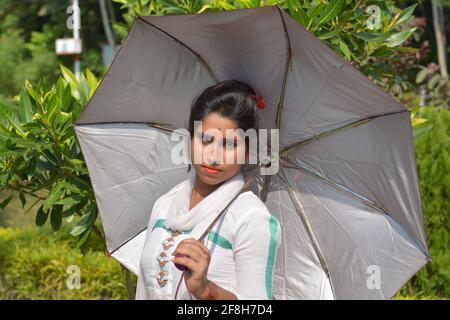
[205,142,221,164]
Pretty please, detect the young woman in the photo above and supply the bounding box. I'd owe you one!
[135,80,281,300]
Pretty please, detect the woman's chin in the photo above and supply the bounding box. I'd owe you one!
[196,170,225,186]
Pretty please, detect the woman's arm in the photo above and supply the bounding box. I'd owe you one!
[232,208,281,300]
[193,279,238,300]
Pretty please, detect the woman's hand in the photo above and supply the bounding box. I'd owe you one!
[171,238,211,299]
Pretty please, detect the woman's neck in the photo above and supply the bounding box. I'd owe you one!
[193,174,223,197]
[189,174,223,210]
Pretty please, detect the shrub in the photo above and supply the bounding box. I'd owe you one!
[397,106,450,298]
[0,224,133,299]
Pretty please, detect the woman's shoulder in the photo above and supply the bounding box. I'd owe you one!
[227,190,280,227]
[224,190,282,250]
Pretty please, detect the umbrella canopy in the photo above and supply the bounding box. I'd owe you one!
[74,4,429,299]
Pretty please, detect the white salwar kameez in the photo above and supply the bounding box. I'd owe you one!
[134,170,282,300]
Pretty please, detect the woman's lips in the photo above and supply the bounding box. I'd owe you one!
[201,165,222,174]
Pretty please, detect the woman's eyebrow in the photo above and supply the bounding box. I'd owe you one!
[201,132,239,141]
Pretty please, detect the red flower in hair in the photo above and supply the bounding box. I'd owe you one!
[252,95,265,110]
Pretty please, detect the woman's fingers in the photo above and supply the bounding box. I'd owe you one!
[181,238,210,256]
[171,255,195,270]
[172,241,209,264]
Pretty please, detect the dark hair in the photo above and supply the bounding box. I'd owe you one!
[187,80,261,174]
[188,80,259,137]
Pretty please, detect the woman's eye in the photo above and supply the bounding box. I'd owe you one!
[224,140,237,149]
[201,135,213,144]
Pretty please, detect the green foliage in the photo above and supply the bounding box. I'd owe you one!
[0,66,100,250]
[0,225,131,299]
[415,65,450,109]
[0,8,62,96]
[0,0,106,97]
[285,0,420,97]
[398,106,450,298]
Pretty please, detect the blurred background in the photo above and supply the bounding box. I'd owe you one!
[0,0,449,300]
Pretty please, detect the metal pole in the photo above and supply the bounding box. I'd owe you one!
[73,0,81,80]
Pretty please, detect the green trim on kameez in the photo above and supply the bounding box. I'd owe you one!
[151,218,193,234]
[152,219,232,250]
[208,231,233,250]
[265,214,279,300]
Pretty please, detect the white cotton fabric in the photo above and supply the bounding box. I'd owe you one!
[135,171,282,300]
[164,168,241,231]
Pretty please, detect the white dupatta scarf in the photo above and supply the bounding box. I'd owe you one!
[164,168,245,235]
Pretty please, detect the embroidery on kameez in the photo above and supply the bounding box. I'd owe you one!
[155,227,185,289]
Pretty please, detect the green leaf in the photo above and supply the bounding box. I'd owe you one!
[338,38,351,60]
[416,68,430,84]
[60,65,79,100]
[47,93,61,124]
[60,64,78,87]
[19,88,34,123]
[50,205,63,231]
[78,78,91,106]
[43,181,64,213]
[393,4,418,28]
[413,123,433,139]
[19,192,26,208]
[0,195,13,209]
[85,69,98,98]
[69,158,84,166]
[318,27,343,40]
[287,0,310,28]
[308,1,325,20]
[42,149,60,168]
[386,27,416,48]
[219,2,234,10]
[60,84,73,112]
[428,74,441,89]
[351,31,394,43]
[35,205,49,226]
[74,204,98,248]
[410,106,421,118]
[55,194,85,206]
[70,206,97,236]
[62,198,88,218]
[76,228,92,249]
[0,102,24,135]
[315,0,345,28]
[198,4,212,13]
[0,145,14,157]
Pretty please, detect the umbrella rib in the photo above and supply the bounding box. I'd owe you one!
[280,109,409,155]
[280,155,389,216]
[281,156,432,261]
[275,6,292,129]
[136,17,219,83]
[74,122,178,133]
[110,226,149,255]
[276,168,337,299]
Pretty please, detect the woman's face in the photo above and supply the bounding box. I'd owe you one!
[190,112,247,186]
